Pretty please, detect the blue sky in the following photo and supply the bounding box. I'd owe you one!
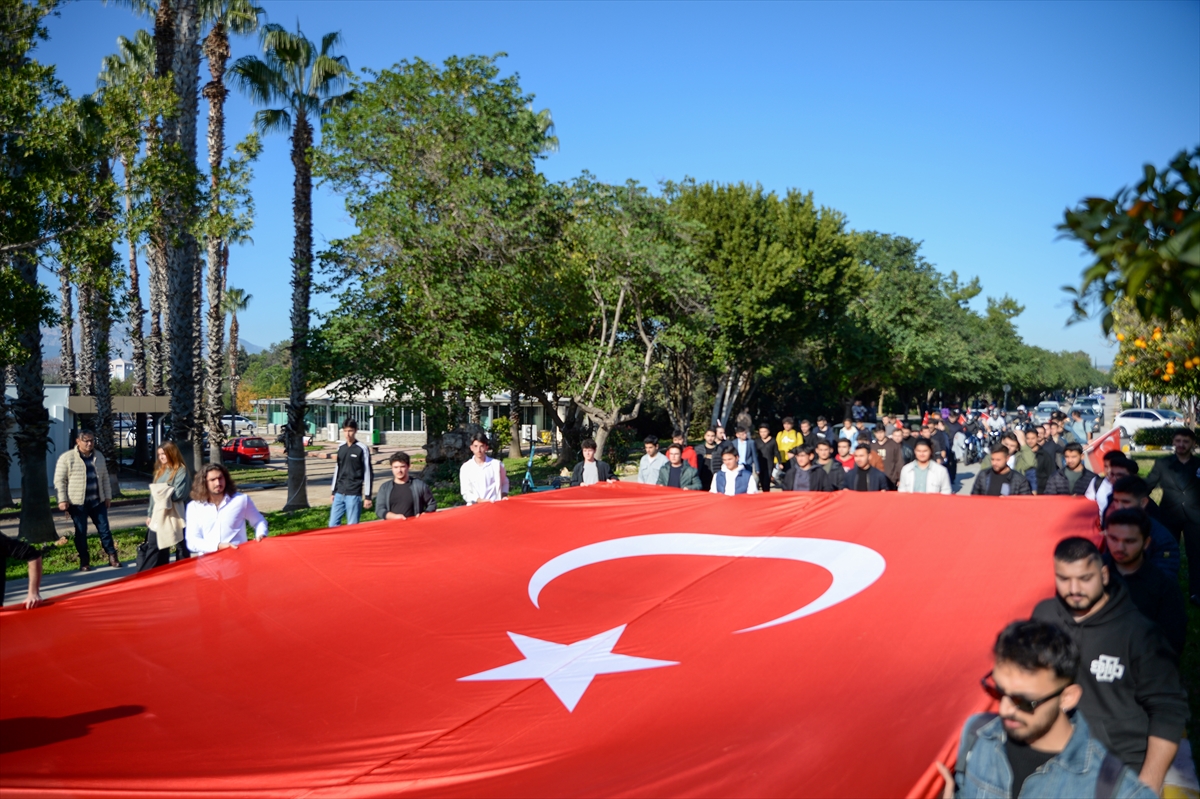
[38,0,1200,364]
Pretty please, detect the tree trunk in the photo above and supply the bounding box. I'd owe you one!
[508,388,523,458]
[467,392,481,427]
[12,255,56,542]
[0,363,15,509]
[124,161,150,469]
[228,309,239,419]
[57,262,76,394]
[147,241,165,396]
[91,293,121,497]
[168,0,200,463]
[204,244,226,464]
[191,233,204,470]
[146,0,174,409]
[202,20,230,465]
[77,285,96,398]
[283,113,314,512]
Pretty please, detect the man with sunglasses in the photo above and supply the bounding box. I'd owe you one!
[936,620,1153,798]
[1032,537,1189,795]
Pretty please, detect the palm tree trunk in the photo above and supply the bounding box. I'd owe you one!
[191,235,204,470]
[147,0,173,446]
[166,0,200,461]
[78,285,96,398]
[283,113,313,511]
[147,243,165,395]
[0,363,15,510]
[202,20,229,464]
[123,159,150,469]
[11,255,56,542]
[228,305,239,418]
[91,292,121,497]
[57,262,76,394]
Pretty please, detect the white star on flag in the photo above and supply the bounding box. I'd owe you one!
[459,624,678,711]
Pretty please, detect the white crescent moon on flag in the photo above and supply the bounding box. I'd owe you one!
[528,533,886,633]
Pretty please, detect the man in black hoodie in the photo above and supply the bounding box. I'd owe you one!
[1032,537,1189,794]
[1102,508,1187,660]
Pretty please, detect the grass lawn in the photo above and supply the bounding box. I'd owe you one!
[0,489,151,517]
[5,506,334,581]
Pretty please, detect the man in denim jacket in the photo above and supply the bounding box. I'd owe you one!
[937,620,1154,798]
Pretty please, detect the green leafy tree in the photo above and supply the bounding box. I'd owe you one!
[314,54,564,447]
[1,0,116,540]
[231,22,352,510]
[561,176,705,455]
[1061,146,1200,332]
[667,180,857,427]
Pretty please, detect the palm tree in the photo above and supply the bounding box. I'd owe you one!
[231,24,352,510]
[200,0,264,463]
[99,29,155,467]
[222,286,250,424]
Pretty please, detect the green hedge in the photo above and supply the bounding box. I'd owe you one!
[1133,426,1199,447]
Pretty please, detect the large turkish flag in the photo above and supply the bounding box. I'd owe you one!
[0,485,1098,798]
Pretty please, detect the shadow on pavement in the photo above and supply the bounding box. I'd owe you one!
[3,564,131,606]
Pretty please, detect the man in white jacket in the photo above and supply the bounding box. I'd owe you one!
[898,438,953,495]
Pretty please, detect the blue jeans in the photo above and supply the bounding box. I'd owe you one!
[69,500,116,567]
[329,494,363,527]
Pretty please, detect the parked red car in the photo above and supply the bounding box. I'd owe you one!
[222,436,271,465]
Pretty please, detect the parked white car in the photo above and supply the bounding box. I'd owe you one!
[221,414,256,432]
[1112,408,1175,437]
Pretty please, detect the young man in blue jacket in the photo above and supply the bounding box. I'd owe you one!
[937,619,1154,798]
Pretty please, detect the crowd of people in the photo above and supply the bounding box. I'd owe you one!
[4,409,1197,798]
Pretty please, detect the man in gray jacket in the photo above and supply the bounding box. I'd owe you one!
[53,429,118,570]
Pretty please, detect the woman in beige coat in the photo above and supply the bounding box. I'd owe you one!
[140,442,190,571]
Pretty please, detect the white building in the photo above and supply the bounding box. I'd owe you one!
[4,385,74,499]
[109,358,130,381]
[255,381,567,447]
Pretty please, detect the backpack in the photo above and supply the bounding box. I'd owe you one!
[956,713,1126,799]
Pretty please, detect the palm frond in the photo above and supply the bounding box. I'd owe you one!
[229,55,282,105]
[318,30,344,57]
[98,29,155,89]
[309,53,350,95]
[224,0,265,35]
[253,107,291,136]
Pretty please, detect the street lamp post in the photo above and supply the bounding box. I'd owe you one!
[1003,384,1011,412]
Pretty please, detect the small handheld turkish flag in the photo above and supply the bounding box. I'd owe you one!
[0,485,1095,798]
[1084,427,1122,474]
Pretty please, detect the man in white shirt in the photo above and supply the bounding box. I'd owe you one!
[897,438,953,494]
[709,446,760,496]
[459,432,509,504]
[637,436,667,484]
[1086,451,1134,519]
[184,464,268,554]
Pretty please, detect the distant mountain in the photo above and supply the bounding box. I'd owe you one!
[241,340,265,354]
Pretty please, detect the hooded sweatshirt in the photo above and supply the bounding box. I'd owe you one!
[1032,579,1189,769]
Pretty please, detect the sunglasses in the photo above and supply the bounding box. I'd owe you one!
[980,672,1068,714]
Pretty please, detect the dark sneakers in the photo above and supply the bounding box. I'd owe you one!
[108,552,120,568]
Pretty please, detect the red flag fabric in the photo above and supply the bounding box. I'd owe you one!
[0,485,1099,798]
[1084,427,1122,474]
